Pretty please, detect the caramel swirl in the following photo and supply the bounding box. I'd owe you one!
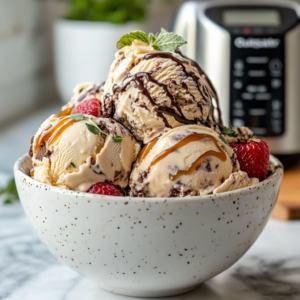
[57,107,72,117]
[148,133,227,181]
[34,116,75,154]
[137,137,159,164]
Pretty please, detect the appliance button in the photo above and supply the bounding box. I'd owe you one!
[271,79,282,89]
[241,93,254,100]
[233,101,243,109]
[256,93,271,100]
[246,85,257,93]
[248,70,266,77]
[251,127,267,135]
[269,59,282,71]
[246,56,269,64]
[243,27,251,35]
[272,111,282,118]
[270,70,282,77]
[234,59,244,70]
[257,85,267,93]
[272,100,282,110]
[233,70,244,77]
[252,27,264,34]
[249,108,267,116]
[232,110,245,117]
[272,119,282,126]
[273,126,282,133]
[232,118,245,127]
[233,80,243,89]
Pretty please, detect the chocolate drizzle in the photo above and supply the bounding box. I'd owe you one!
[77,82,105,103]
[113,72,195,127]
[144,51,223,130]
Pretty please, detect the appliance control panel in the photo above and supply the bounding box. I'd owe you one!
[229,36,284,136]
[205,5,299,137]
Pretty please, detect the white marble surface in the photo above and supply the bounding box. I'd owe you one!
[0,200,300,300]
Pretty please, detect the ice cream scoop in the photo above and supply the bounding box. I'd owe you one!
[213,171,259,194]
[61,82,105,114]
[29,115,140,192]
[102,41,222,144]
[129,125,237,197]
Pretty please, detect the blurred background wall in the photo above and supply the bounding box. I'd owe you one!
[0,0,187,125]
[1,0,299,125]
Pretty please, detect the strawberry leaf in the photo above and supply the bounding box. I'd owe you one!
[219,134,229,146]
[222,126,238,138]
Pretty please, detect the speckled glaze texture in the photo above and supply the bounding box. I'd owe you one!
[14,154,283,298]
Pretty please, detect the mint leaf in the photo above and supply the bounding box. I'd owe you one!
[117,31,149,49]
[148,33,156,45]
[152,31,187,51]
[70,114,86,121]
[112,136,124,143]
[85,123,101,135]
[222,127,238,138]
[219,134,229,146]
[70,162,76,168]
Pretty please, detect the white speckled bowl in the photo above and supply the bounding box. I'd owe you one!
[14,154,282,297]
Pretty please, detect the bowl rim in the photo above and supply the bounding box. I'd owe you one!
[14,153,283,203]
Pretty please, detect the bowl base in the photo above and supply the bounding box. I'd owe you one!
[99,283,200,297]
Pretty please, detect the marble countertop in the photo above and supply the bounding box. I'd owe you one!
[1,201,299,300]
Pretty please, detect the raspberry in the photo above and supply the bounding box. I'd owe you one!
[87,182,122,196]
[231,139,270,181]
[73,98,101,117]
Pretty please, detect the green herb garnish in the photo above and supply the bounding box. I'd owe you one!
[85,123,101,135]
[70,114,86,121]
[112,136,124,143]
[218,134,230,146]
[0,178,19,205]
[70,162,76,168]
[117,28,187,52]
[221,127,238,138]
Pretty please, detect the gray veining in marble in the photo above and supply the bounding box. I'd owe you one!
[1,200,300,300]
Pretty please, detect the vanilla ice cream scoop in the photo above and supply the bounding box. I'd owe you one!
[102,41,222,143]
[61,82,105,114]
[30,115,140,192]
[129,125,236,198]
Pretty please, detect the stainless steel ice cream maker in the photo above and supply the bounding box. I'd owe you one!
[173,0,300,166]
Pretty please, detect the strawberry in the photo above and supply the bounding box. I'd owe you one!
[231,139,270,181]
[73,98,101,117]
[87,182,122,196]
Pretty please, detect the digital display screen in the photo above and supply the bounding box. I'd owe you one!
[223,9,281,26]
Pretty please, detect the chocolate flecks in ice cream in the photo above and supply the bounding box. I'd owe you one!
[30,114,140,192]
[102,41,224,143]
[28,29,269,197]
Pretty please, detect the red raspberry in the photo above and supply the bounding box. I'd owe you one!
[87,182,122,196]
[73,98,101,117]
[231,139,270,181]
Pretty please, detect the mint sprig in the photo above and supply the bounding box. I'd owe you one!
[116,28,187,52]
[70,162,76,168]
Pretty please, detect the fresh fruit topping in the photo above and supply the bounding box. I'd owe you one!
[87,182,122,196]
[73,98,101,117]
[231,139,270,181]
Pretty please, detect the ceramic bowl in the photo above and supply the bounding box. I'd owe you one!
[14,154,283,297]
